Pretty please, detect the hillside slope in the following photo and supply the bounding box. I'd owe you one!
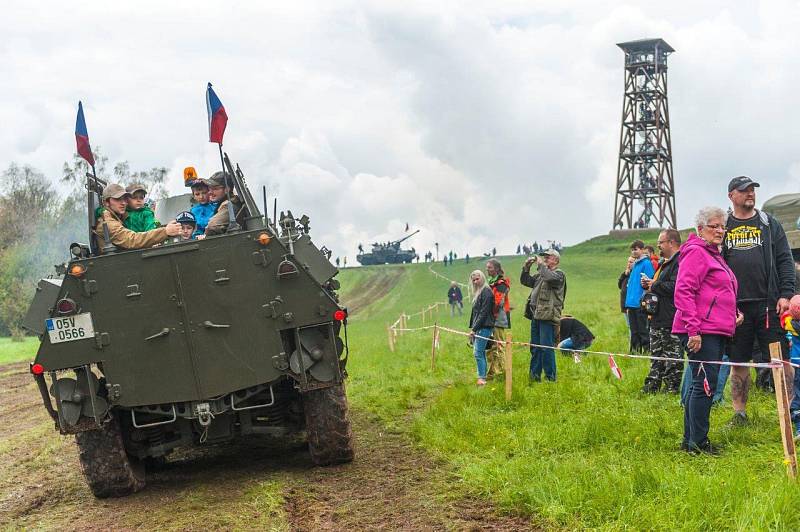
[334,232,800,530]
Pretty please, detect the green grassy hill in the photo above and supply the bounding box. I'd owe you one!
[337,232,800,530]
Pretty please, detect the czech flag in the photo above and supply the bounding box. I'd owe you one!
[75,101,94,166]
[206,82,228,144]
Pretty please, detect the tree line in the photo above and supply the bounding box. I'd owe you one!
[0,148,167,339]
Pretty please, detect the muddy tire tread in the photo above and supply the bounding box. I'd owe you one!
[303,383,355,466]
[74,415,145,498]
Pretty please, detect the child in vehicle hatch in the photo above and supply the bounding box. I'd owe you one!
[189,181,217,237]
[124,184,159,232]
[175,211,197,241]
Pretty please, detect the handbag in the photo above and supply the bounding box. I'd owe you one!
[641,292,659,316]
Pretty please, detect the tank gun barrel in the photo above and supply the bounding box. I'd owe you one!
[393,229,420,246]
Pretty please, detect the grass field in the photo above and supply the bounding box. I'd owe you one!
[337,231,800,530]
[0,337,37,365]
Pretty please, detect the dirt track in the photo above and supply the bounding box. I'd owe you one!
[0,363,534,530]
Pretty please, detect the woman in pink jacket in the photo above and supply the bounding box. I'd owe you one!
[673,206,742,455]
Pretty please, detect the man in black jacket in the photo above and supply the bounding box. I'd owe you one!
[724,176,796,425]
[641,229,683,393]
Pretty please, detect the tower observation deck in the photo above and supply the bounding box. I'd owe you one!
[612,38,677,230]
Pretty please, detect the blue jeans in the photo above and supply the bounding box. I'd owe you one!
[473,327,492,379]
[557,337,592,353]
[530,320,556,381]
[679,334,725,448]
[680,354,730,406]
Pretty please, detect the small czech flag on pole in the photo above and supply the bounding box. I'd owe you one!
[75,101,94,166]
[206,82,228,145]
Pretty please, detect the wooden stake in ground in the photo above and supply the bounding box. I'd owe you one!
[387,325,395,352]
[430,323,438,370]
[770,342,798,479]
[504,332,513,401]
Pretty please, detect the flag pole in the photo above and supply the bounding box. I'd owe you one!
[218,143,240,231]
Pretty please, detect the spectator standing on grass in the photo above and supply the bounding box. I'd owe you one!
[623,240,655,353]
[641,229,683,394]
[468,270,495,387]
[673,206,741,455]
[645,245,660,270]
[521,249,566,382]
[486,259,511,379]
[447,281,463,317]
[723,176,795,427]
[557,315,594,353]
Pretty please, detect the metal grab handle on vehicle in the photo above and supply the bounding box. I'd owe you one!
[145,328,171,341]
[202,321,231,329]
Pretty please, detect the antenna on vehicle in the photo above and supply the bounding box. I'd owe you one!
[262,185,268,226]
[273,198,278,232]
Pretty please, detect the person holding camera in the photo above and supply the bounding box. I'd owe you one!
[641,229,683,394]
[623,240,656,353]
[521,249,566,382]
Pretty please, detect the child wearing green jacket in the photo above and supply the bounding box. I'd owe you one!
[124,183,159,232]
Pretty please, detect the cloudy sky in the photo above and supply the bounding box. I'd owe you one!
[2,1,800,260]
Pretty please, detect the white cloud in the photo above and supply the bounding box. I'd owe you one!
[2,1,800,260]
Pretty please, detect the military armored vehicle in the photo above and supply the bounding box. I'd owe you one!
[23,154,353,498]
[763,193,800,255]
[356,230,419,265]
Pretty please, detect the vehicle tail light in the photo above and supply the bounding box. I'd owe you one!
[68,263,86,278]
[31,363,44,375]
[258,232,271,246]
[334,309,347,321]
[56,298,77,315]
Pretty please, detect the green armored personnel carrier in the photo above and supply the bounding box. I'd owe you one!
[23,155,353,498]
[356,230,419,265]
[762,193,800,254]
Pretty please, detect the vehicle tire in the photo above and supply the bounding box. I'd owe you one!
[303,383,354,466]
[74,415,145,498]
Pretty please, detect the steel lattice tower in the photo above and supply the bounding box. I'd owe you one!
[612,38,677,230]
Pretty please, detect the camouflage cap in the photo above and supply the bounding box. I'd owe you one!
[125,183,147,195]
[203,171,231,188]
[539,248,560,259]
[102,183,130,201]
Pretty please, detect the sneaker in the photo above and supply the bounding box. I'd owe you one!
[727,412,749,427]
[476,378,487,386]
[680,441,689,452]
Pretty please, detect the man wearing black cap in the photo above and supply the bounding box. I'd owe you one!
[723,175,795,425]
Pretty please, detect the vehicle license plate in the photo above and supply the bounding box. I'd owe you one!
[46,313,95,344]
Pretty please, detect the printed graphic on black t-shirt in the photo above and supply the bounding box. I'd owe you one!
[724,214,767,302]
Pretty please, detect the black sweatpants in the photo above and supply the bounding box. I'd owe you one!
[627,307,650,353]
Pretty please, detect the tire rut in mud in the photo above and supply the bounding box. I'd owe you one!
[341,268,405,316]
[282,409,536,531]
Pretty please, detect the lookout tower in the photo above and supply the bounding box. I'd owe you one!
[612,38,677,230]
